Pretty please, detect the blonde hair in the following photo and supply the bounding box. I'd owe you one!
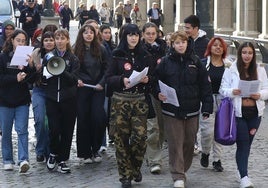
[170,30,188,44]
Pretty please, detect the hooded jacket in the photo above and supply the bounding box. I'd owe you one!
[0,20,15,51]
[192,29,210,59]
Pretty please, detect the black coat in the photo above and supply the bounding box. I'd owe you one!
[19,6,41,37]
[0,52,36,107]
[105,47,154,97]
[42,49,79,102]
[155,48,213,119]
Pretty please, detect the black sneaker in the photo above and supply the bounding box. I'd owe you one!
[36,155,45,163]
[47,154,57,171]
[213,160,224,172]
[133,170,142,182]
[120,178,131,188]
[200,153,209,168]
[108,139,114,144]
[57,161,71,174]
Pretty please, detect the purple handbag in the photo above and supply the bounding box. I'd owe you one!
[214,97,237,145]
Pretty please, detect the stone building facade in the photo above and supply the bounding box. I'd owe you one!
[60,0,268,40]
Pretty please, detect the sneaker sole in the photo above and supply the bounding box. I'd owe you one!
[47,163,56,171]
[150,166,161,174]
[57,168,71,174]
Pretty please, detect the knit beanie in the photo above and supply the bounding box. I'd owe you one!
[3,20,15,29]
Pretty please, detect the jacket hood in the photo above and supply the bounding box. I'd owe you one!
[196,29,207,40]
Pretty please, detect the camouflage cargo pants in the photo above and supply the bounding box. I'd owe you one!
[110,92,148,181]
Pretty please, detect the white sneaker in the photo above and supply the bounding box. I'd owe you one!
[193,144,201,155]
[150,165,161,174]
[4,164,13,171]
[93,153,102,163]
[174,180,185,188]
[99,146,107,153]
[83,157,93,164]
[19,161,30,173]
[240,176,254,188]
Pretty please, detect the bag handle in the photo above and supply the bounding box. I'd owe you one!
[229,101,235,138]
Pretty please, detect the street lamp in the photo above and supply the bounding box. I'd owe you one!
[43,0,55,17]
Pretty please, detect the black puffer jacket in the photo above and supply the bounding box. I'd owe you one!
[155,47,213,119]
[42,49,80,102]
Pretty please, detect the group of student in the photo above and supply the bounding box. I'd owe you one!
[0,12,268,188]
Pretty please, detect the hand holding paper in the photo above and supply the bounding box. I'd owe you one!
[158,80,180,107]
[128,67,149,88]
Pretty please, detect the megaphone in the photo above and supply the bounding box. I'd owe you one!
[44,52,66,76]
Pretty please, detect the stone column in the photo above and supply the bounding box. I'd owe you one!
[233,0,259,37]
[214,0,234,35]
[160,0,174,33]
[259,0,268,38]
[137,0,148,27]
[196,0,214,38]
[175,0,193,31]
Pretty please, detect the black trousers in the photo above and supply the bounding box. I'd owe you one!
[150,18,160,28]
[46,97,77,162]
[76,87,107,159]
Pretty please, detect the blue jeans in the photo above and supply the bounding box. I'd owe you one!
[235,116,261,178]
[0,105,29,164]
[32,87,50,158]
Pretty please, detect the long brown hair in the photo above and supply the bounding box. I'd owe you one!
[73,24,101,63]
[237,42,257,80]
[2,29,28,53]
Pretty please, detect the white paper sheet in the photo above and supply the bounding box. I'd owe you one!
[158,80,180,107]
[10,46,34,66]
[128,67,148,88]
[84,84,98,89]
[238,80,261,97]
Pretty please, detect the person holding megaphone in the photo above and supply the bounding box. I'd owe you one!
[43,29,80,174]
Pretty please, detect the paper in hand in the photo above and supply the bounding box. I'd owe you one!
[128,67,149,88]
[158,80,180,107]
[10,46,34,66]
[238,80,261,97]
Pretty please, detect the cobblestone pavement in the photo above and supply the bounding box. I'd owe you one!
[0,21,267,188]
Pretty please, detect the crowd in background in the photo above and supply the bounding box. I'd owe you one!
[1,1,268,188]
